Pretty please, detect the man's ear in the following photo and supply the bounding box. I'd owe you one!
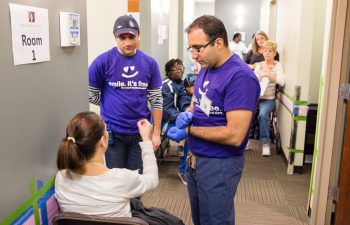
[216,38,225,50]
[137,32,141,41]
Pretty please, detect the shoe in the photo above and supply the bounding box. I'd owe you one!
[178,172,187,185]
[177,146,184,157]
[262,143,271,156]
[245,140,251,150]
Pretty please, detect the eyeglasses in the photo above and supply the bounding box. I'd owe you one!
[169,66,185,72]
[187,38,216,54]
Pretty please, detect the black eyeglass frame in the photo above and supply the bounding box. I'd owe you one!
[187,38,217,54]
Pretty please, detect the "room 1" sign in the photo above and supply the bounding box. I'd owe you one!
[9,3,50,66]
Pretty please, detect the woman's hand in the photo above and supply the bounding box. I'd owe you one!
[137,119,153,141]
[264,72,276,82]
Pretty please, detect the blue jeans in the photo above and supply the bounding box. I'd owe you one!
[162,121,188,174]
[258,99,276,144]
[105,132,143,172]
[186,154,244,225]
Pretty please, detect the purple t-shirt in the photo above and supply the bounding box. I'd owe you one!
[188,54,260,157]
[89,48,162,134]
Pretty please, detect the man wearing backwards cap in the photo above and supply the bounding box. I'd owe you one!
[89,15,163,172]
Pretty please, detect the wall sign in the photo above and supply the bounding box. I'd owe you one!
[59,12,80,47]
[9,3,50,66]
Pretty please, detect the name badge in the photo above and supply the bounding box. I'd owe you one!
[199,94,212,117]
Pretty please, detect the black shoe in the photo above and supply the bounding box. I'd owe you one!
[177,146,184,157]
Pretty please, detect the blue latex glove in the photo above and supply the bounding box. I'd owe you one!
[167,127,188,142]
[176,112,193,129]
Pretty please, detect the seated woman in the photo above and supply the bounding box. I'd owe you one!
[254,40,285,156]
[55,111,158,217]
[244,30,280,70]
[244,31,280,144]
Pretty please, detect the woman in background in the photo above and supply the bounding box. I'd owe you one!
[254,40,285,156]
[244,31,280,147]
[244,30,280,70]
[55,111,158,217]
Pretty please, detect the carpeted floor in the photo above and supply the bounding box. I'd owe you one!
[141,139,311,225]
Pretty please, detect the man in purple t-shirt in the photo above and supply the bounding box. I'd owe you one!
[89,15,163,172]
[167,16,260,225]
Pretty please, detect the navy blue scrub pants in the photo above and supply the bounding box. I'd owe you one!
[186,154,244,225]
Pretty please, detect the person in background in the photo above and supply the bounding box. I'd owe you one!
[161,59,192,185]
[183,73,197,95]
[89,15,163,172]
[167,15,260,225]
[55,111,158,217]
[244,30,280,148]
[244,30,279,70]
[228,32,248,59]
[254,40,285,156]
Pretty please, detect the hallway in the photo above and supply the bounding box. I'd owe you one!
[142,140,311,225]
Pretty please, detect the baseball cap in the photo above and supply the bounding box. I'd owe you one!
[113,15,140,37]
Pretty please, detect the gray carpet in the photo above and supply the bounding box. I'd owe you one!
[142,139,311,225]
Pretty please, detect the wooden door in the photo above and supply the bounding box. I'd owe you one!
[335,101,350,225]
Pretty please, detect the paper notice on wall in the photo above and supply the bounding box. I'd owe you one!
[9,3,50,66]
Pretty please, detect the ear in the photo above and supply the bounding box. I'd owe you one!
[215,38,225,50]
[100,133,108,149]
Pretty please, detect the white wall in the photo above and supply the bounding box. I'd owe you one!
[169,0,179,59]
[275,0,304,164]
[183,0,196,74]
[86,0,128,113]
[260,0,270,34]
[86,0,128,65]
[195,2,215,18]
[271,0,326,167]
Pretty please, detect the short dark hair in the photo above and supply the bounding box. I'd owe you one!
[165,58,183,76]
[185,15,228,47]
[233,33,241,40]
[56,111,106,177]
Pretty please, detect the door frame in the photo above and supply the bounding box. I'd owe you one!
[335,98,350,224]
[311,0,350,224]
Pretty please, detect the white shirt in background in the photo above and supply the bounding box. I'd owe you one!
[229,41,248,59]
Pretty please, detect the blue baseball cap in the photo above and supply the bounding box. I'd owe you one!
[113,15,140,37]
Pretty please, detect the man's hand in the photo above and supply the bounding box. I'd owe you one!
[176,112,193,129]
[151,132,161,151]
[167,127,188,142]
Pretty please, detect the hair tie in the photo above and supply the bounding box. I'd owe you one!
[67,137,76,143]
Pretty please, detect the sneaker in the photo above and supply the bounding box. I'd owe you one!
[177,146,184,157]
[178,172,187,185]
[245,140,251,150]
[262,143,271,156]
